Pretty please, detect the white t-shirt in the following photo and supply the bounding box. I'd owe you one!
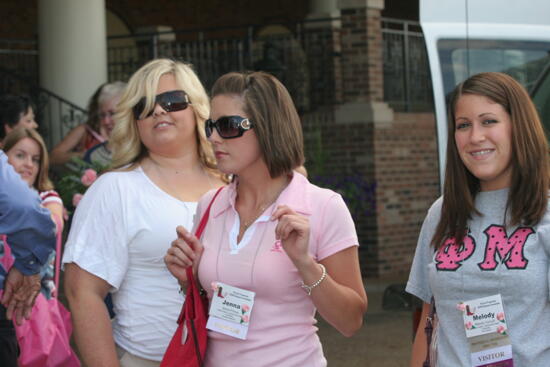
[62,166,197,361]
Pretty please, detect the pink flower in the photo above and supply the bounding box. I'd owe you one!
[242,304,250,313]
[241,315,249,324]
[72,193,84,207]
[81,169,98,186]
[497,325,506,334]
[465,321,473,330]
[456,303,466,312]
[496,312,505,321]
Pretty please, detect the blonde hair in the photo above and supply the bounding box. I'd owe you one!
[110,59,215,171]
[3,128,54,191]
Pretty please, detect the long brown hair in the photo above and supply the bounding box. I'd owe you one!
[432,72,550,248]
[3,128,54,191]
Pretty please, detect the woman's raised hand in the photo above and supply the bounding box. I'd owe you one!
[164,225,204,285]
[271,205,312,268]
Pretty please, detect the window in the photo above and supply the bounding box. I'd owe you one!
[437,39,550,96]
[531,64,550,135]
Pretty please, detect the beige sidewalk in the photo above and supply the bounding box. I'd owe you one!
[318,277,413,367]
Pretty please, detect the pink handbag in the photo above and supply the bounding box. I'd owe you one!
[1,221,81,367]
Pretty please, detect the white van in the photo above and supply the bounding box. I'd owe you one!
[420,0,550,184]
[532,64,550,128]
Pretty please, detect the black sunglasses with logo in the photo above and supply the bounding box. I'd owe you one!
[205,116,254,139]
[133,90,190,120]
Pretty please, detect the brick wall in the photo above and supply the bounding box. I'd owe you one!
[340,7,384,103]
[302,107,377,277]
[373,112,440,277]
[303,109,440,277]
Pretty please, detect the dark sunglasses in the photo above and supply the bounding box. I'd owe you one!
[133,90,190,119]
[205,116,254,139]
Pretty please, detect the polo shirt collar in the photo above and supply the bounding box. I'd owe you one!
[211,171,313,218]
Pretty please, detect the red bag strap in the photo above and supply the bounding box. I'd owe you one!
[193,186,224,240]
[184,186,224,302]
[423,297,436,367]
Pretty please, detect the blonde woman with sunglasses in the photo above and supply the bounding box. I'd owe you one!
[63,59,224,367]
[165,71,367,366]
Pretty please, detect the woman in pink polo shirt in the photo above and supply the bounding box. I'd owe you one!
[165,71,368,366]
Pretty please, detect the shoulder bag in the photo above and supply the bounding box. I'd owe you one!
[423,297,438,367]
[1,217,81,367]
[161,186,224,367]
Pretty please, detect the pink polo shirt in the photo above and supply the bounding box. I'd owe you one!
[196,172,359,367]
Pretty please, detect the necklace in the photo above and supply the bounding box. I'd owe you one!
[148,156,191,175]
[145,156,214,201]
[238,179,289,231]
[240,202,273,230]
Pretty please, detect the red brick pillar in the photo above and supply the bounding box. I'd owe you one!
[340,0,383,102]
[336,0,392,119]
[335,0,394,278]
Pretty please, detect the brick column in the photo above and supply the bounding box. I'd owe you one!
[335,0,393,277]
[336,0,393,123]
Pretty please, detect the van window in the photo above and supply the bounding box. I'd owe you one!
[437,39,550,96]
[532,66,550,133]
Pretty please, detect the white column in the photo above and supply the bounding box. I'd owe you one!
[38,0,107,146]
[306,0,340,29]
[38,0,107,108]
[308,0,339,17]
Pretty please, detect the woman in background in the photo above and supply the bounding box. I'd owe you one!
[50,81,126,166]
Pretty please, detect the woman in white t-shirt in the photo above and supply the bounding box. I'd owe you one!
[63,59,225,367]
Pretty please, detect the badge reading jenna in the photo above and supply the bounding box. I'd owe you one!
[206,282,256,340]
[459,294,514,367]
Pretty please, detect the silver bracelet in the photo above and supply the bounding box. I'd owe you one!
[300,263,327,296]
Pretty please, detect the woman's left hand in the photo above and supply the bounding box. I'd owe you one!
[271,205,311,267]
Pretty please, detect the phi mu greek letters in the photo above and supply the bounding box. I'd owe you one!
[435,224,534,271]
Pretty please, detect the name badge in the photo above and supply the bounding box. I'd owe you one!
[206,282,255,340]
[459,294,514,367]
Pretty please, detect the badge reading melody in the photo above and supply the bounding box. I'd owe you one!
[207,282,256,340]
[458,294,514,367]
